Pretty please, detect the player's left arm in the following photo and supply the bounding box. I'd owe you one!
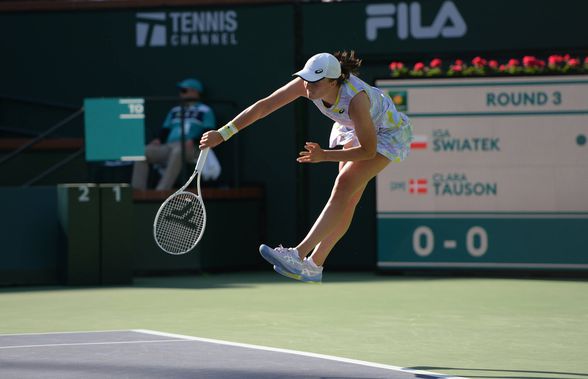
[297,91,377,163]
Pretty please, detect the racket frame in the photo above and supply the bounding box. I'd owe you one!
[153,147,210,254]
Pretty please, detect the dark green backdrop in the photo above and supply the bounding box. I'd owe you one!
[1,0,587,277]
[0,4,299,251]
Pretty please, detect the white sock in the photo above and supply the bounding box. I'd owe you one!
[306,257,322,268]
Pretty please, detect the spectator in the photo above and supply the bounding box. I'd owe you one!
[132,78,220,190]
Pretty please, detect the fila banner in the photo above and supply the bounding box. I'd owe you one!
[375,76,588,270]
[302,0,588,55]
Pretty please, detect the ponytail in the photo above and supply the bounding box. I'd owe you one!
[334,50,362,84]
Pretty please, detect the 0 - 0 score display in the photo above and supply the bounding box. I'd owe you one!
[412,225,488,258]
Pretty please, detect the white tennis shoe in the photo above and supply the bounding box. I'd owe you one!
[259,244,304,275]
[274,258,323,283]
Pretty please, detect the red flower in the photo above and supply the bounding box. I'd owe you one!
[523,56,537,67]
[472,56,487,67]
[430,58,442,68]
[388,53,586,78]
[548,55,563,66]
[389,61,405,71]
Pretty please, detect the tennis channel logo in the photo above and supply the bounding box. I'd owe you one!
[366,1,467,41]
[136,11,238,48]
[390,173,498,197]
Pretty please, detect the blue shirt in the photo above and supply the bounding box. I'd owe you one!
[162,102,216,143]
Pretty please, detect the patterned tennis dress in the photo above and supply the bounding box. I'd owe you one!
[311,74,413,162]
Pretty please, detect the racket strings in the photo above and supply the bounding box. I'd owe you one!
[155,192,205,254]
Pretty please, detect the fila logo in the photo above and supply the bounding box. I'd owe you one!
[366,1,467,41]
[136,13,167,47]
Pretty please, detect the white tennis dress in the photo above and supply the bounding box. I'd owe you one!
[311,74,413,162]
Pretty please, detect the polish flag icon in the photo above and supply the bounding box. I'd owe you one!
[410,135,428,150]
[409,178,428,194]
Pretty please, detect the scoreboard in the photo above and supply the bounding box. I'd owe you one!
[83,98,146,161]
[375,76,588,270]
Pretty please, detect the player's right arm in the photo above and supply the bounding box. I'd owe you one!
[199,78,306,149]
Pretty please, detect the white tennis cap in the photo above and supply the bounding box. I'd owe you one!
[293,53,341,83]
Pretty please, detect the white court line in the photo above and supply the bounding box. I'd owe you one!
[135,329,470,379]
[0,330,131,337]
[0,339,189,350]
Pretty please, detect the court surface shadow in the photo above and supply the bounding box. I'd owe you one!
[407,366,588,379]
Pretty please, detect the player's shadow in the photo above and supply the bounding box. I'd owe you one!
[407,366,588,379]
[132,272,281,289]
[131,271,459,289]
[0,272,458,293]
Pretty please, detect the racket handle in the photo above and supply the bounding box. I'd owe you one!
[196,147,210,172]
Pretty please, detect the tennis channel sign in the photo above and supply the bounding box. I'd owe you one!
[375,76,588,270]
[84,98,146,161]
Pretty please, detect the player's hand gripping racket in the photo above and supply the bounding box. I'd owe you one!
[153,148,209,255]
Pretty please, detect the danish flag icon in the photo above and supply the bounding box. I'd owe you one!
[409,178,428,194]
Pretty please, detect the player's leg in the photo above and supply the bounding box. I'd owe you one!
[308,178,367,266]
[295,153,390,258]
[307,149,362,265]
[262,155,388,282]
[260,161,354,274]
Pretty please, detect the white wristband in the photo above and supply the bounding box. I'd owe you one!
[218,122,239,141]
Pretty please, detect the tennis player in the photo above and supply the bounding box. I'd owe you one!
[199,51,413,283]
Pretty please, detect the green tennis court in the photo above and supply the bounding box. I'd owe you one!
[2,272,587,378]
[2,1,588,378]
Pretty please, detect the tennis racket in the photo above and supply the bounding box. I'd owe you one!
[153,147,209,255]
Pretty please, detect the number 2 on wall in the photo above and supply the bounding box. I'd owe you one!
[78,185,90,202]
